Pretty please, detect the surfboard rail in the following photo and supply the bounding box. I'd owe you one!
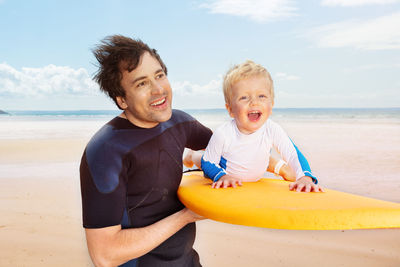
[178,171,400,230]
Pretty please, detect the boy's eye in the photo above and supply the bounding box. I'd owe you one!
[239,96,248,101]
[259,94,268,98]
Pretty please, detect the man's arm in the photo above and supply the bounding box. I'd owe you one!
[85,208,203,267]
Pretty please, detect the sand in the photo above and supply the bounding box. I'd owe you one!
[0,120,399,266]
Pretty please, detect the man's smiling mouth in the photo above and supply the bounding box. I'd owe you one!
[150,97,166,107]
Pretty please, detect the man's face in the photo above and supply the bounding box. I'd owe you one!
[118,52,172,128]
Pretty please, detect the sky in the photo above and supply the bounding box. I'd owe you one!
[0,0,399,110]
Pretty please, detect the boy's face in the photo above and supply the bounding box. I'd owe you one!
[226,75,273,134]
[117,52,172,128]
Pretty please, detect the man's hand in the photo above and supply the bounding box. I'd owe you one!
[289,176,324,193]
[181,208,205,223]
[212,175,242,189]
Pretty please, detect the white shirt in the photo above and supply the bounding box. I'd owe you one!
[201,119,316,182]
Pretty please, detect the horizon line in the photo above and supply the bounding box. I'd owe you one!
[1,107,400,112]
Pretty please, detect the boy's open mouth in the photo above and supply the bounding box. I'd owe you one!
[248,111,261,121]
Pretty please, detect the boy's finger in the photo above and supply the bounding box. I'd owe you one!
[316,185,324,192]
[313,185,324,192]
[289,182,297,191]
[305,184,311,193]
[212,180,221,189]
[231,181,237,188]
[311,185,318,192]
[296,183,305,192]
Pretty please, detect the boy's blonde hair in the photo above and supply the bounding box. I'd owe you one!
[223,60,274,105]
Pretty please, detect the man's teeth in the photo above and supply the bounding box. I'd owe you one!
[151,98,166,106]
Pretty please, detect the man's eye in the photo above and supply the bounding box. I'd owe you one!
[156,73,165,79]
[137,81,147,88]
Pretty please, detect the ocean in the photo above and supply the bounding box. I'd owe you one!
[0,108,399,140]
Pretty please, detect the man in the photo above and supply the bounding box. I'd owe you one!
[80,35,212,266]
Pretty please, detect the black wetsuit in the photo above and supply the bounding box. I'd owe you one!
[80,110,212,267]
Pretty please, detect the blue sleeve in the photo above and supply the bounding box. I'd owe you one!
[201,156,227,182]
[291,140,318,184]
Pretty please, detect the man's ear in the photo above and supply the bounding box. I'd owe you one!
[116,96,128,109]
[225,103,234,118]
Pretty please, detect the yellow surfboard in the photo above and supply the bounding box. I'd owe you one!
[178,171,400,230]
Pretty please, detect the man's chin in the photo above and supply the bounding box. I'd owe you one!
[156,108,172,122]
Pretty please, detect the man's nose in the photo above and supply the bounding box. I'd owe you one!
[151,80,164,94]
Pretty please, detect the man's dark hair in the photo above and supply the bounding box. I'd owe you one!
[92,35,168,109]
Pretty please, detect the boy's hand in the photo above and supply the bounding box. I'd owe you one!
[212,175,242,189]
[289,176,324,193]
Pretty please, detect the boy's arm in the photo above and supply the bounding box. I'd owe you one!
[268,121,322,192]
[267,157,296,181]
[288,142,318,183]
[201,129,232,185]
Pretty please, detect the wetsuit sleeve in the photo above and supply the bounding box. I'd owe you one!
[185,119,213,151]
[268,121,318,184]
[80,146,128,228]
[201,129,227,182]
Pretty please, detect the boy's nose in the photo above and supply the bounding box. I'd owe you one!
[249,96,259,106]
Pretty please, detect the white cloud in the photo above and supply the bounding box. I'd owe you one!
[275,89,400,108]
[171,78,225,109]
[343,63,400,73]
[307,12,400,50]
[0,63,99,98]
[275,72,300,80]
[172,78,222,96]
[199,0,297,23]
[321,0,399,6]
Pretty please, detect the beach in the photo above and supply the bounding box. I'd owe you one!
[0,110,399,266]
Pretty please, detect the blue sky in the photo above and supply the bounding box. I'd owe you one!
[0,0,399,110]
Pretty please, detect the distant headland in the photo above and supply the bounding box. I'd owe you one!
[0,110,8,115]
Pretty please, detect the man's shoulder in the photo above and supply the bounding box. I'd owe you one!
[84,117,144,162]
[160,109,199,132]
[170,109,196,123]
[86,117,118,148]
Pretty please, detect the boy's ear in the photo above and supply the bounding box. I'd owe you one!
[116,96,128,109]
[225,103,234,118]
